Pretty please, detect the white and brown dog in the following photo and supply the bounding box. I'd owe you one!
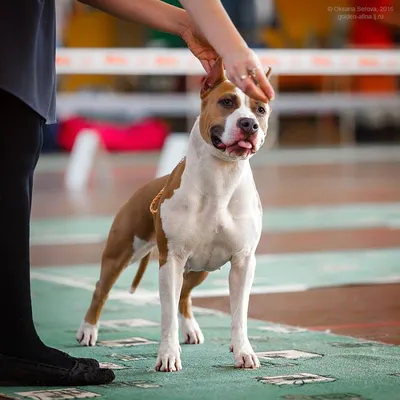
[77,59,272,372]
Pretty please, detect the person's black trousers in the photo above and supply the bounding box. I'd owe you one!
[0,88,44,356]
[0,89,116,385]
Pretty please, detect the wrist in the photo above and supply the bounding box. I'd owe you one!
[218,41,249,61]
[176,9,192,37]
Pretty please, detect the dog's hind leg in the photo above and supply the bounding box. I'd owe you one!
[76,232,134,346]
[179,271,209,344]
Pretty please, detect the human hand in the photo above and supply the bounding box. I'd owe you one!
[181,21,274,102]
[178,0,274,102]
[180,23,219,74]
[222,48,275,102]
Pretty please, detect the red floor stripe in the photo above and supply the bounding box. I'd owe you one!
[306,321,400,331]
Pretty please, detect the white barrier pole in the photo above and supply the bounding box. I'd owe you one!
[64,129,101,191]
[155,133,189,178]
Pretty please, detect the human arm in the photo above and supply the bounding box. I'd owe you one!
[78,0,274,101]
[78,0,191,36]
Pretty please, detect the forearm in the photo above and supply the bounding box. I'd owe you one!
[179,0,249,57]
[79,0,190,36]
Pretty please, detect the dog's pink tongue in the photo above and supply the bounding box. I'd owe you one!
[238,140,252,149]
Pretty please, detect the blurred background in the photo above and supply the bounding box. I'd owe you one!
[48,0,400,153]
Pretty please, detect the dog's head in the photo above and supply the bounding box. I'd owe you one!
[199,58,272,161]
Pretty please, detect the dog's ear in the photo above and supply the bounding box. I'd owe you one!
[246,66,272,90]
[200,58,226,99]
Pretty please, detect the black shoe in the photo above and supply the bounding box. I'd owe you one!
[0,354,115,386]
[38,346,101,369]
[77,358,100,368]
[57,350,100,369]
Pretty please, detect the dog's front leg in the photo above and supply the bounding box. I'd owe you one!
[155,253,186,372]
[229,253,260,369]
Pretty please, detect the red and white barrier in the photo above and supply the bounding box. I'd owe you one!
[56,48,400,76]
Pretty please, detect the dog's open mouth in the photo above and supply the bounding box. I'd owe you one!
[211,134,227,150]
[211,134,255,154]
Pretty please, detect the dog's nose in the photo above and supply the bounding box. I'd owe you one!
[237,118,259,135]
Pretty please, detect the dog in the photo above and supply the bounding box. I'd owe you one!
[76,58,272,372]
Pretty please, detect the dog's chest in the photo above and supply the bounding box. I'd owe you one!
[187,210,251,272]
[161,189,262,272]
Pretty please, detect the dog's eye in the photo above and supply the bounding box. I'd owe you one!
[220,98,233,108]
[257,105,266,115]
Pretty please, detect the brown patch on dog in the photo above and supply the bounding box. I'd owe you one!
[200,80,241,145]
[179,271,209,318]
[249,98,269,134]
[200,57,226,99]
[110,174,169,245]
[82,175,168,326]
[266,66,272,79]
[155,158,186,268]
[199,58,240,145]
[249,67,272,135]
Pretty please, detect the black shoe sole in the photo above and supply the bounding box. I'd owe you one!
[0,355,115,387]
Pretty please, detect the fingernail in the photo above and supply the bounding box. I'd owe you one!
[269,91,275,101]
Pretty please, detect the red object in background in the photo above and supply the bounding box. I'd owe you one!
[349,0,397,93]
[349,0,395,48]
[57,116,169,152]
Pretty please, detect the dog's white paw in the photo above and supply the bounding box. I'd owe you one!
[155,343,182,372]
[76,321,99,346]
[180,316,204,344]
[229,341,260,369]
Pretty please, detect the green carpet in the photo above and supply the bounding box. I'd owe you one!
[31,247,400,299]
[1,275,399,400]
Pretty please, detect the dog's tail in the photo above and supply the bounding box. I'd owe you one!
[129,252,151,294]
